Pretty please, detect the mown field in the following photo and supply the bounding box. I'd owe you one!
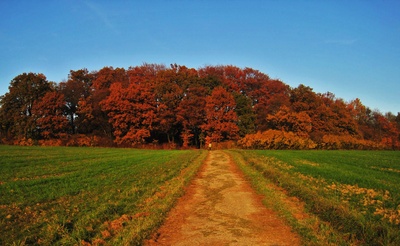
[2,146,400,245]
[230,150,400,245]
[0,146,207,245]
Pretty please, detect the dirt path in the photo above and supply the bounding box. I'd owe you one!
[146,150,300,245]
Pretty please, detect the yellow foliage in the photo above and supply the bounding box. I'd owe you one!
[238,130,316,149]
[326,182,399,225]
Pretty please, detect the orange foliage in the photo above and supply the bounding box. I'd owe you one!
[320,135,383,150]
[202,87,239,142]
[2,65,399,149]
[101,82,156,146]
[13,137,34,146]
[266,105,312,137]
[238,130,316,150]
[38,139,63,146]
[33,91,69,139]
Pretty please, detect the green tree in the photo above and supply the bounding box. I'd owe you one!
[233,92,256,137]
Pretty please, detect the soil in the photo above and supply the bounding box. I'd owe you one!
[145,150,301,246]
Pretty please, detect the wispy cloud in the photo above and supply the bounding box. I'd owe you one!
[325,39,357,45]
[84,1,119,34]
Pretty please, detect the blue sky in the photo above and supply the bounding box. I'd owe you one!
[1,0,399,113]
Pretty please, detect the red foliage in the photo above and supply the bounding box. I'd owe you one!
[1,64,399,149]
[177,85,207,147]
[201,87,239,143]
[101,82,156,146]
[32,91,69,139]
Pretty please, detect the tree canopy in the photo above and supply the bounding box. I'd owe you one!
[1,64,399,149]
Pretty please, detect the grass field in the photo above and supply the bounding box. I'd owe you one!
[229,150,400,245]
[0,145,207,245]
[2,146,400,245]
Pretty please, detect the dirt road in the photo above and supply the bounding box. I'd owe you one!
[146,150,300,245]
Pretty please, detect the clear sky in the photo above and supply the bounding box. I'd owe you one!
[1,0,399,113]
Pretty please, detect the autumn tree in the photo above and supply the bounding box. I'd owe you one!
[348,98,368,123]
[77,67,128,137]
[177,85,207,148]
[32,91,68,139]
[329,97,359,136]
[222,65,245,92]
[197,65,224,93]
[101,82,157,146]
[202,86,239,143]
[92,66,129,91]
[267,105,312,137]
[373,111,399,149]
[290,84,321,113]
[254,79,290,130]
[1,64,398,149]
[240,67,270,98]
[59,69,94,134]
[127,63,165,85]
[0,73,52,140]
[347,98,377,140]
[153,65,186,144]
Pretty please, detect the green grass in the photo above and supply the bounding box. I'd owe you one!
[0,145,207,245]
[230,150,400,245]
[4,147,399,245]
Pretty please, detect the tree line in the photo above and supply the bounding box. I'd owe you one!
[0,63,399,149]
